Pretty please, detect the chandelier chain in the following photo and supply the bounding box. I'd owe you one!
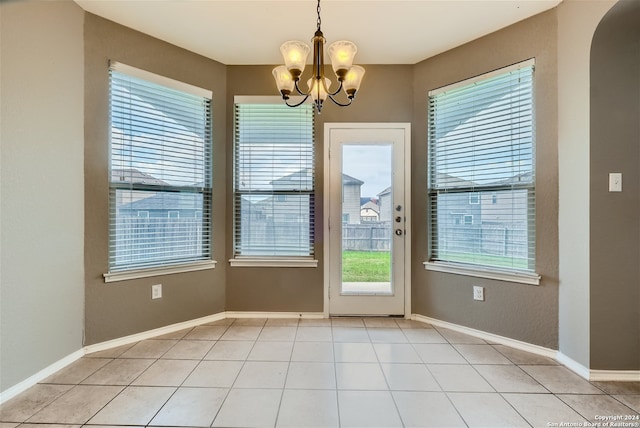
[316,0,321,31]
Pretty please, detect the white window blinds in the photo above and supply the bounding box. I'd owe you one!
[428,60,535,272]
[233,101,315,257]
[109,63,213,272]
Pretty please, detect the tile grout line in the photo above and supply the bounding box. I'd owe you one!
[403,323,471,427]
[147,322,231,427]
[330,319,343,428]
[272,319,299,428]
[209,318,266,428]
[367,322,406,428]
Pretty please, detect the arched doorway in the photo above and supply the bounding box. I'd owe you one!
[590,0,640,371]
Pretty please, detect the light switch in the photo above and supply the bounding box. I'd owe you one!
[609,173,622,192]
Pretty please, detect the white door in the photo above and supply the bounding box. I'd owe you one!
[324,123,411,316]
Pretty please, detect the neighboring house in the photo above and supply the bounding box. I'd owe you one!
[111,168,168,206]
[266,168,314,223]
[238,170,363,254]
[377,186,392,222]
[248,169,364,225]
[342,173,364,224]
[360,200,380,222]
[433,172,531,258]
[433,173,482,228]
[480,171,532,226]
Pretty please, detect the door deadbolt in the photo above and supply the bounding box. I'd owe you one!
[395,229,403,236]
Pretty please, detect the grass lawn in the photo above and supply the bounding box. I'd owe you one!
[342,250,391,282]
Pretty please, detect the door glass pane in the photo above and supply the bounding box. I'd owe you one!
[341,144,393,295]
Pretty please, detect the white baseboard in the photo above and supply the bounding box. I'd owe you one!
[0,349,84,405]
[224,311,325,319]
[556,351,591,379]
[414,315,640,382]
[1,310,323,404]
[589,370,640,382]
[1,312,227,405]
[411,314,558,359]
[84,312,227,355]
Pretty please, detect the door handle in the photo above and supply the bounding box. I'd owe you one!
[395,229,403,236]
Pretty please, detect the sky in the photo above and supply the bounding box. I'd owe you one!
[342,144,392,198]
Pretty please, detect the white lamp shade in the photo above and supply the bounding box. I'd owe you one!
[343,65,365,95]
[280,41,310,74]
[327,40,357,73]
[307,77,332,102]
[272,66,295,93]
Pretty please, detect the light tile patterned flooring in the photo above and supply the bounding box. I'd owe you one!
[1,317,639,427]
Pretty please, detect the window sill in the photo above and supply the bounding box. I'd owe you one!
[104,260,217,283]
[229,258,318,268]
[423,261,541,285]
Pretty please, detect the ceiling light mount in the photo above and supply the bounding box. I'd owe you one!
[272,0,365,114]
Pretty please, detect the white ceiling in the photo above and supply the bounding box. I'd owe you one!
[74,0,562,65]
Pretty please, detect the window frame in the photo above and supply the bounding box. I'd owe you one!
[424,59,540,285]
[230,96,318,268]
[104,62,216,282]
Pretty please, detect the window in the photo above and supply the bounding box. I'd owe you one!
[108,62,213,274]
[428,59,535,273]
[233,98,314,258]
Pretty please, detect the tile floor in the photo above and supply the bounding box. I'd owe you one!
[1,317,639,427]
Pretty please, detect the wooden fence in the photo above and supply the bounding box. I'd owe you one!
[438,223,529,258]
[342,222,392,251]
[113,217,204,266]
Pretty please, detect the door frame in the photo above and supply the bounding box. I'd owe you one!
[323,122,412,317]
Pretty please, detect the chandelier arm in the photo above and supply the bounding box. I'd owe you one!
[293,79,311,97]
[326,94,354,107]
[284,94,311,108]
[325,79,344,97]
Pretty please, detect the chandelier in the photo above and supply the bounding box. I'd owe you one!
[272,0,365,114]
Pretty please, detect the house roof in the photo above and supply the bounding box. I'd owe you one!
[111,168,168,186]
[273,169,363,186]
[493,171,534,185]
[119,192,200,211]
[361,201,380,213]
[342,173,364,186]
[378,186,391,197]
[435,173,478,188]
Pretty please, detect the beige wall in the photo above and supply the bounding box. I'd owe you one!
[590,0,640,370]
[83,14,228,345]
[0,0,85,391]
[411,10,560,349]
[224,65,414,312]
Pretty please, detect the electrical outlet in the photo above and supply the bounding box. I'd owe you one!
[151,284,162,300]
[473,286,484,301]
